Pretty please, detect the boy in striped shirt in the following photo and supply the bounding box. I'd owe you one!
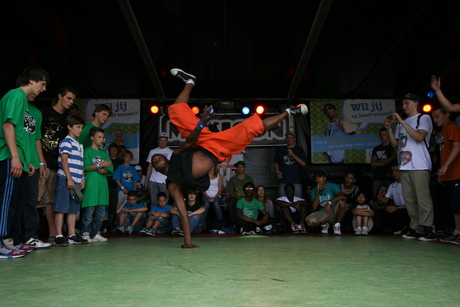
[53,115,87,246]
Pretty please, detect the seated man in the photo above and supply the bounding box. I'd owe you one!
[170,190,205,236]
[376,165,410,235]
[227,161,254,226]
[276,183,309,234]
[115,190,148,235]
[305,171,347,234]
[236,182,273,235]
[152,68,307,248]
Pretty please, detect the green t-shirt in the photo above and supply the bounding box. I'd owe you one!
[227,174,254,198]
[25,103,42,169]
[236,198,264,220]
[77,121,96,149]
[0,88,29,171]
[82,146,113,208]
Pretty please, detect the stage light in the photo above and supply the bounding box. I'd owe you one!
[191,106,200,115]
[150,105,160,114]
[427,91,435,99]
[241,106,251,115]
[255,105,265,115]
[422,103,433,113]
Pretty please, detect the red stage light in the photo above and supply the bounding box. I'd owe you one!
[191,106,200,115]
[150,105,160,114]
[422,104,432,113]
[255,105,265,115]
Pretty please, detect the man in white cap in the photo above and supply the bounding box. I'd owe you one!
[145,133,173,206]
[273,131,306,198]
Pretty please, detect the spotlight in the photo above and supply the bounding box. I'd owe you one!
[241,106,251,115]
[191,106,200,115]
[255,105,265,115]
[422,103,433,113]
[150,105,160,114]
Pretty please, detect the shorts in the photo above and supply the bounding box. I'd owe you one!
[168,103,264,162]
[53,176,81,214]
[38,168,57,204]
[306,204,340,225]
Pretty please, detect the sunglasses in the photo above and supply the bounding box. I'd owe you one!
[244,187,254,190]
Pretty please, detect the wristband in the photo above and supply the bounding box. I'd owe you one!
[276,171,280,174]
[39,162,46,166]
[97,164,101,169]
[387,129,392,133]
[121,186,125,190]
[82,177,86,179]
[196,121,204,130]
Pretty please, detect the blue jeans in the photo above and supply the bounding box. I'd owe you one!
[171,212,204,234]
[202,196,223,221]
[81,205,106,238]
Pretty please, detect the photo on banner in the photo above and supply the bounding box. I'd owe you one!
[310,99,395,164]
[83,99,141,163]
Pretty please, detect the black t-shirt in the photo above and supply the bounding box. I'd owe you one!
[167,149,211,192]
[371,143,395,180]
[41,107,68,170]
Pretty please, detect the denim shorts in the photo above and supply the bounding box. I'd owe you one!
[53,176,81,214]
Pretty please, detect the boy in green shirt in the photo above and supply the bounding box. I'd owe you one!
[81,127,113,242]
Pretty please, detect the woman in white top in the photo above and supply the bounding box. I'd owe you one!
[202,166,224,221]
[256,185,275,219]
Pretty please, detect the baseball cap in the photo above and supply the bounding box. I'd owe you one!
[135,165,143,172]
[402,93,420,102]
[285,131,296,138]
[158,132,168,139]
[234,161,246,167]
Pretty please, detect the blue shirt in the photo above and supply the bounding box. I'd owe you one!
[113,164,140,192]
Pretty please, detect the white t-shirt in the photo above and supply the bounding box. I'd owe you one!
[385,181,404,207]
[395,113,432,171]
[276,195,305,213]
[205,176,220,198]
[146,147,173,183]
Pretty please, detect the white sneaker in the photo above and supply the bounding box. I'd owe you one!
[81,232,93,243]
[25,238,51,249]
[362,226,369,235]
[333,223,341,235]
[321,223,329,234]
[92,232,108,242]
[355,227,362,235]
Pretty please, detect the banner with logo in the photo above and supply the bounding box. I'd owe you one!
[310,99,395,164]
[83,99,141,164]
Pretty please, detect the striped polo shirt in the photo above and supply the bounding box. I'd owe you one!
[57,135,84,184]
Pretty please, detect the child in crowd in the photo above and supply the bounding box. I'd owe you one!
[81,127,113,243]
[276,183,308,234]
[116,190,148,234]
[140,192,172,236]
[170,190,205,236]
[112,150,140,209]
[53,115,88,246]
[351,191,375,235]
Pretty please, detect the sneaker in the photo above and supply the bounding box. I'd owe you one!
[288,104,308,115]
[0,244,27,259]
[54,236,68,247]
[16,244,35,253]
[291,223,300,234]
[25,238,52,249]
[92,232,108,242]
[355,227,362,235]
[242,231,258,236]
[146,228,156,236]
[440,233,460,243]
[419,232,437,242]
[140,228,149,235]
[81,232,93,243]
[362,226,369,235]
[401,229,419,240]
[298,223,307,234]
[178,229,184,236]
[452,237,460,245]
[171,227,182,236]
[126,225,133,235]
[170,68,196,83]
[393,230,402,235]
[47,237,55,245]
[67,234,89,244]
[333,223,341,235]
[321,223,329,234]
[116,226,125,235]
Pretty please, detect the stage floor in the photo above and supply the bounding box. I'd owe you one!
[1,233,459,306]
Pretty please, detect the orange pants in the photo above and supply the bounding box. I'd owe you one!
[168,103,264,162]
